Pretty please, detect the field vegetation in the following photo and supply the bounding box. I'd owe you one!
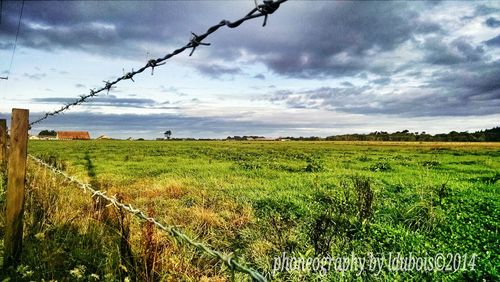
[0,140,499,281]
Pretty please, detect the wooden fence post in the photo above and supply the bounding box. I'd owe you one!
[4,109,29,268]
[0,119,6,170]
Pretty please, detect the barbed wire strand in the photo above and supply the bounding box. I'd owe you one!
[28,154,267,282]
[29,0,287,126]
[4,0,25,79]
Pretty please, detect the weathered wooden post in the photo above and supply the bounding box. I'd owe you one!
[0,119,6,170]
[4,109,29,268]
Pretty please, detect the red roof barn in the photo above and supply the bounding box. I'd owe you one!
[56,131,91,140]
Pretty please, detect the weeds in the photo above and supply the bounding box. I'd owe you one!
[422,160,440,169]
[370,161,392,172]
[473,172,500,184]
[403,201,443,232]
[307,176,374,256]
[308,187,357,255]
[254,198,305,252]
[140,208,162,282]
[304,157,324,172]
[435,183,449,206]
[352,176,374,225]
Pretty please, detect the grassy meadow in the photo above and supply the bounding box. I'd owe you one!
[0,140,499,281]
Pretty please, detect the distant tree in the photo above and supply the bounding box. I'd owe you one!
[38,130,56,137]
[164,130,172,139]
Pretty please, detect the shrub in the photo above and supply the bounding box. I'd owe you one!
[308,189,356,255]
[435,183,449,206]
[352,176,374,224]
[307,176,374,255]
[403,201,442,232]
[39,154,68,171]
[253,198,305,252]
[370,162,392,172]
[422,160,440,168]
[357,155,371,162]
[304,157,324,172]
[140,208,161,282]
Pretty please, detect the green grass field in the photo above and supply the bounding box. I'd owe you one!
[1,141,499,281]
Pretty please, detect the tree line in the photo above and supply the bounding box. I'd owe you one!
[277,127,500,142]
[324,127,500,142]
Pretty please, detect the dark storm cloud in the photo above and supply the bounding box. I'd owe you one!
[208,1,444,78]
[253,74,265,80]
[431,61,500,99]
[267,85,500,117]
[474,4,499,17]
[371,77,391,86]
[485,17,500,28]
[266,58,500,117]
[1,1,444,78]
[0,1,227,57]
[32,95,162,109]
[484,35,500,47]
[462,4,500,21]
[422,37,485,65]
[0,1,485,80]
[195,63,242,79]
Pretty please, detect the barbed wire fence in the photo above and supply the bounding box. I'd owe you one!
[29,0,287,127]
[1,0,290,280]
[28,155,267,281]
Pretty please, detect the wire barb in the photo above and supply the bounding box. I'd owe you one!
[255,0,282,26]
[188,32,211,56]
[103,80,114,93]
[123,69,135,82]
[147,59,166,75]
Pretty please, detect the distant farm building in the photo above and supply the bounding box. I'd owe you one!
[56,131,91,140]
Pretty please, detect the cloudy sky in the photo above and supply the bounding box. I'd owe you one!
[0,1,499,139]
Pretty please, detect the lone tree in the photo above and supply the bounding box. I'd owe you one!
[164,130,172,140]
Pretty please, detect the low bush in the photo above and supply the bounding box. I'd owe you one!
[253,197,305,252]
[370,162,392,172]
